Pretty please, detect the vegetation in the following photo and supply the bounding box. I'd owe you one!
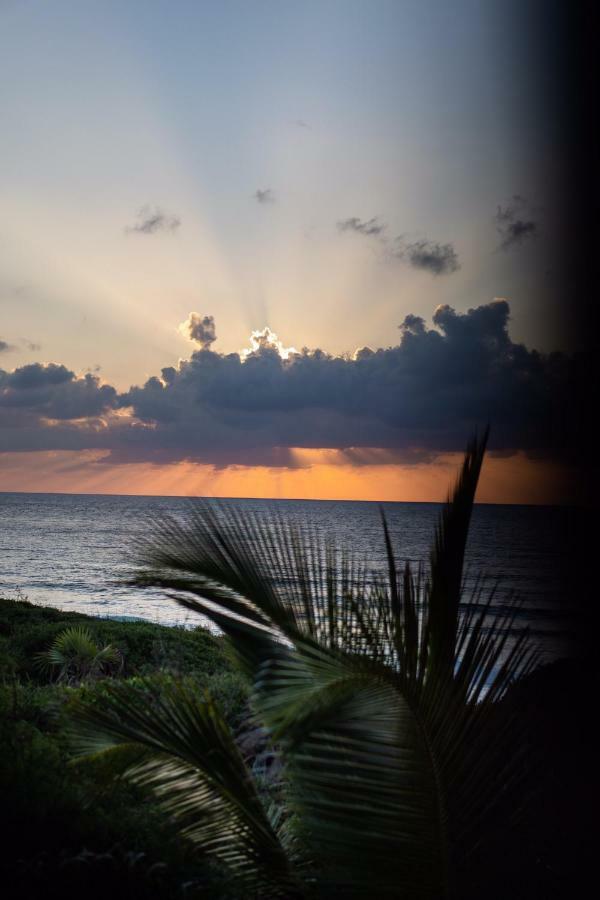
[65,432,582,898]
[34,625,123,683]
[0,599,246,898]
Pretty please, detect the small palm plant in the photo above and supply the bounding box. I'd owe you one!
[36,626,121,684]
[70,431,539,898]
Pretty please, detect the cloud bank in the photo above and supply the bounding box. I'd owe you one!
[0,301,573,467]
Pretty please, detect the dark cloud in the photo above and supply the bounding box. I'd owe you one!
[114,300,570,464]
[337,217,459,275]
[399,314,427,336]
[0,337,41,353]
[6,362,73,389]
[180,313,217,350]
[337,217,385,237]
[0,301,572,466]
[394,239,460,276]
[125,206,181,235]
[254,188,276,204]
[0,363,118,451]
[500,219,537,248]
[495,196,538,250]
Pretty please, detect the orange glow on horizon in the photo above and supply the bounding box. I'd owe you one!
[0,448,575,505]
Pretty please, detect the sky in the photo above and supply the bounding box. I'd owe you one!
[0,1,579,503]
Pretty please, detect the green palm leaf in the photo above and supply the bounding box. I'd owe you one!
[69,678,302,898]
[253,641,445,897]
[426,427,489,683]
[35,625,121,682]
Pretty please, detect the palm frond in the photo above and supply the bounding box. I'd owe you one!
[253,641,446,897]
[426,427,489,682]
[35,625,121,682]
[69,678,302,898]
[132,507,372,678]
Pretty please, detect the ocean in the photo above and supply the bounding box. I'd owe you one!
[0,492,579,662]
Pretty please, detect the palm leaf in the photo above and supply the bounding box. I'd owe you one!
[69,678,302,898]
[253,641,445,898]
[425,427,489,682]
[35,625,120,682]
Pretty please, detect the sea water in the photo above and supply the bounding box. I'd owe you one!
[0,492,579,661]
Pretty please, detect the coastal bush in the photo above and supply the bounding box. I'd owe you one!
[0,600,240,898]
[71,669,248,728]
[35,625,122,683]
[0,597,228,681]
[0,679,64,729]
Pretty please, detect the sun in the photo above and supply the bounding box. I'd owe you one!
[241,327,298,361]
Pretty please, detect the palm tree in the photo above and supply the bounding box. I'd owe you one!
[70,431,539,898]
[36,625,121,684]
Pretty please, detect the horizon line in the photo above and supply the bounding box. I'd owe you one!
[0,489,567,509]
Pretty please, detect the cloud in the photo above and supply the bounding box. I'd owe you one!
[254,188,276,204]
[337,217,385,237]
[494,196,538,250]
[125,205,181,235]
[179,313,217,351]
[114,301,571,464]
[337,217,459,275]
[0,301,573,468]
[0,337,41,353]
[241,327,297,361]
[394,239,460,276]
[6,362,73,389]
[0,363,119,452]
